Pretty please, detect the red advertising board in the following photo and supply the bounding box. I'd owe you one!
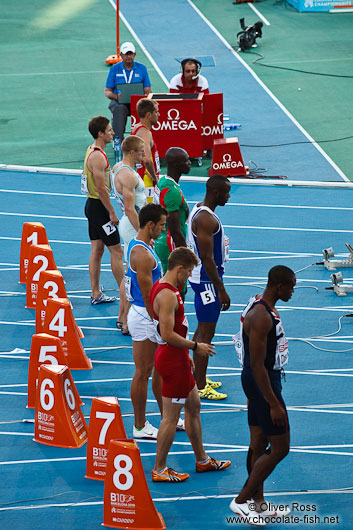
[130,93,223,158]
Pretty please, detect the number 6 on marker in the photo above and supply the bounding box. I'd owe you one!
[40,378,55,411]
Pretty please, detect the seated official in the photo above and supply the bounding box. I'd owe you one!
[104,42,151,143]
[169,58,209,95]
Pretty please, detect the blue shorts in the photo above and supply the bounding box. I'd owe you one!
[189,281,221,323]
[241,368,289,436]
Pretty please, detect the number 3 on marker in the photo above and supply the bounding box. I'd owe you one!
[113,454,134,491]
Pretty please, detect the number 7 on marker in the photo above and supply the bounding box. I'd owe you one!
[96,411,115,445]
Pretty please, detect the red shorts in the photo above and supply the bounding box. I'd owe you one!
[155,345,195,399]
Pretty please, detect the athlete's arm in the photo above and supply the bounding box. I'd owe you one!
[135,127,158,184]
[247,306,287,426]
[166,211,187,247]
[132,246,155,319]
[118,170,139,232]
[89,152,118,225]
[192,212,230,310]
[154,289,215,356]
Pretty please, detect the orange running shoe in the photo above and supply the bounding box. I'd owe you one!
[196,457,231,473]
[152,467,190,482]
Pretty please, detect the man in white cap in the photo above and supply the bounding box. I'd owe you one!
[105,42,152,146]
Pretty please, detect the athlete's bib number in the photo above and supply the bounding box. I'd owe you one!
[124,275,134,302]
[102,221,117,236]
[224,235,230,263]
[200,288,216,305]
[81,171,89,195]
[113,454,134,491]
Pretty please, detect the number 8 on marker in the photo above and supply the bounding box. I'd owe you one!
[113,454,133,491]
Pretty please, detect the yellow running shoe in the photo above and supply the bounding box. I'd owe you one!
[198,383,227,400]
[206,376,222,389]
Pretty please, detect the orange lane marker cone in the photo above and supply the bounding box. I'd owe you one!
[27,333,84,409]
[86,397,127,481]
[26,244,57,309]
[34,364,88,448]
[42,298,92,370]
[35,270,67,333]
[103,439,166,530]
[20,222,49,284]
[35,269,84,338]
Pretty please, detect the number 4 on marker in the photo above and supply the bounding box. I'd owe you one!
[49,308,67,337]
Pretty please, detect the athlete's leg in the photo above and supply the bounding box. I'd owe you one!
[153,397,183,471]
[107,243,124,286]
[244,425,268,505]
[184,385,208,462]
[192,322,217,390]
[236,431,290,504]
[130,338,159,430]
[89,239,105,299]
[118,276,130,330]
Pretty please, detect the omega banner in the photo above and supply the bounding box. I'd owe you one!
[130,93,223,158]
[286,0,351,11]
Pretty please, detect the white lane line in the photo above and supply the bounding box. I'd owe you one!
[223,224,353,234]
[248,3,271,25]
[0,238,90,246]
[0,188,82,198]
[0,211,85,221]
[186,0,348,182]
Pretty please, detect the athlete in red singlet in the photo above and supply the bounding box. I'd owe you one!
[150,247,231,482]
[131,98,160,203]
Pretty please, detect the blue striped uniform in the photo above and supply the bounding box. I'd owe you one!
[125,239,161,307]
[187,204,225,323]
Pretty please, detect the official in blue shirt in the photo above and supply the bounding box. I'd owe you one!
[104,41,151,143]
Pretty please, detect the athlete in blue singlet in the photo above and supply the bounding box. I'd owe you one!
[187,175,231,400]
[125,204,167,440]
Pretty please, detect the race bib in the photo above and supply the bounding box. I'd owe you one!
[224,235,230,263]
[155,151,160,173]
[102,221,117,236]
[81,171,88,195]
[124,275,134,302]
[233,331,244,367]
[200,288,216,305]
[153,185,160,204]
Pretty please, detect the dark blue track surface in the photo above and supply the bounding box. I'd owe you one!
[1,170,353,529]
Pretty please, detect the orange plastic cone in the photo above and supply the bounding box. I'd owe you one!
[19,222,49,284]
[26,244,57,309]
[86,397,127,481]
[27,333,84,409]
[103,439,166,530]
[35,270,67,333]
[42,298,92,370]
[34,364,88,448]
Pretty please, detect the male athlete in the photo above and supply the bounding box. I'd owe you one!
[131,98,160,203]
[150,247,231,482]
[154,147,191,282]
[82,116,124,305]
[187,174,231,399]
[125,204,167,439]
[230,265,295,525]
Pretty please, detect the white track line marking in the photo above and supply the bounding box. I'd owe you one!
[248,3,271,25]
[186,0,348,182]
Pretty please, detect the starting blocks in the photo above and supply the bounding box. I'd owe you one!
[42,297,92,370]
[103,439,166,530]
[330,272,353,296]
[26,244,57,309]
[19,222,49,284]
[86,397,127,481]
[322,243,353,271]
[34,364,88,448]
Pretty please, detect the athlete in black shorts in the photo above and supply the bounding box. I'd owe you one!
[230,265,296,525]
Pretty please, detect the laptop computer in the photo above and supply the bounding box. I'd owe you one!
[115,82,144,104]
